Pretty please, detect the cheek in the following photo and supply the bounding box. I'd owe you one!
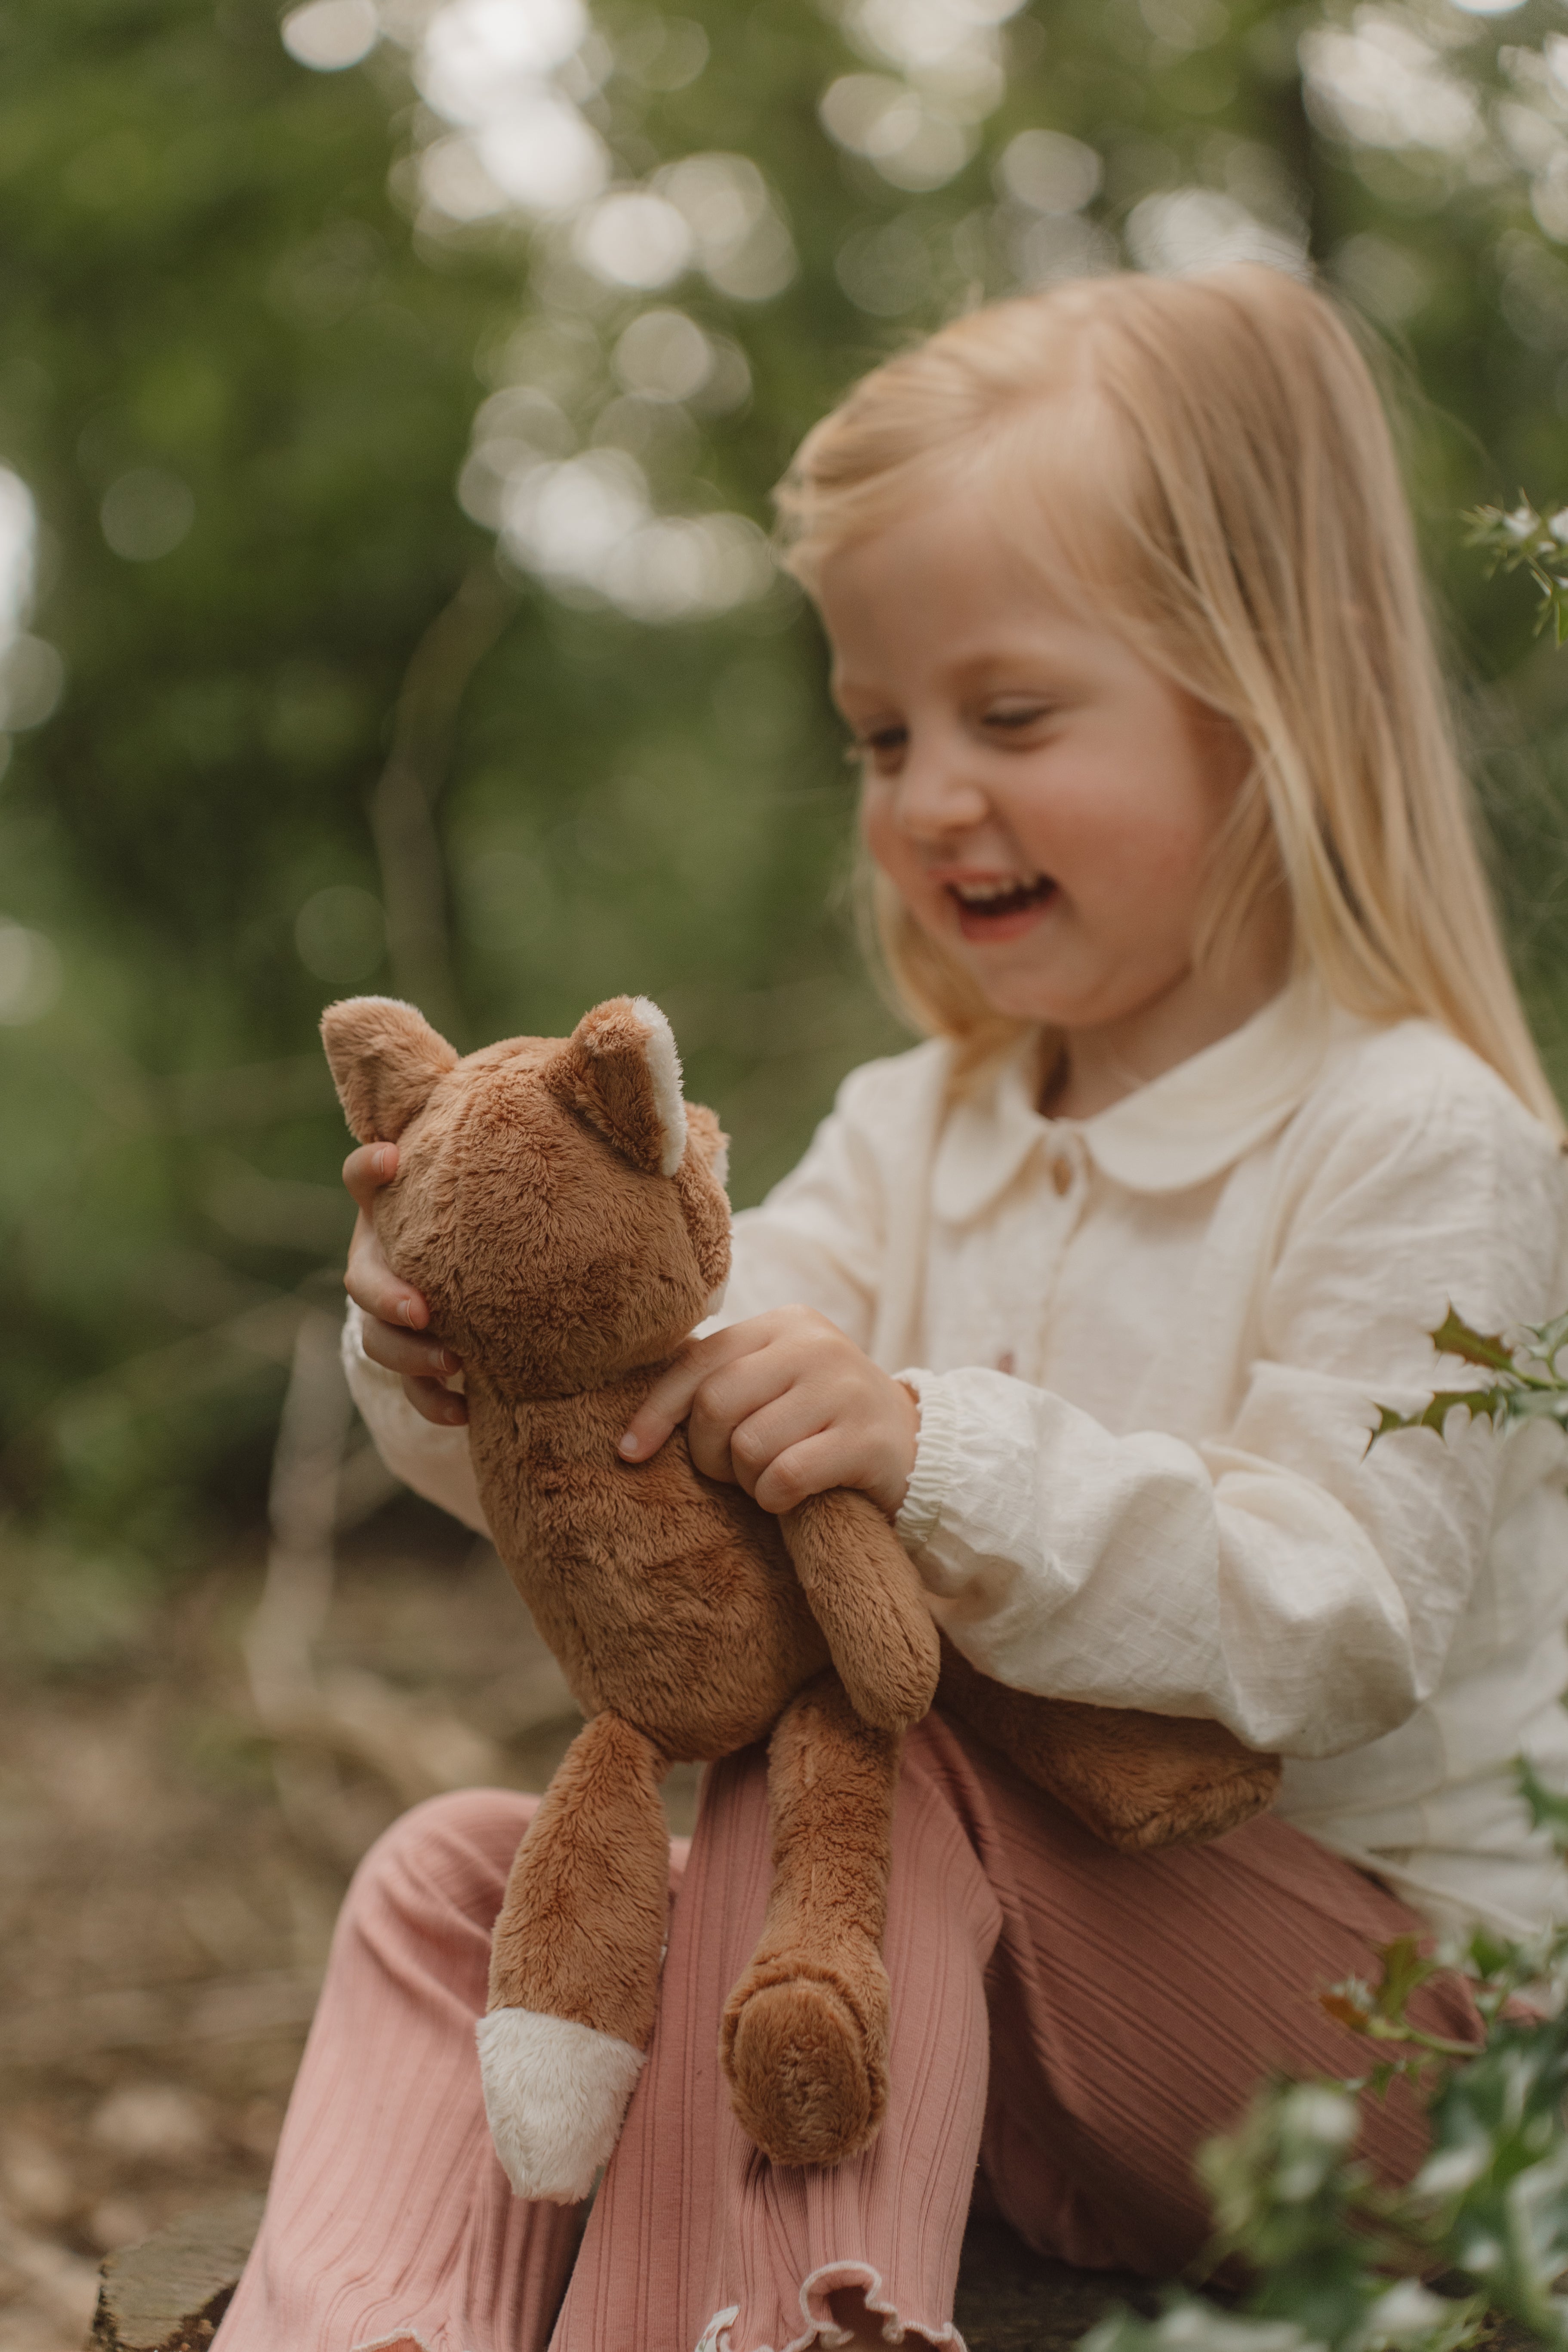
[1035,757,1226,909]
[859,786,912,878]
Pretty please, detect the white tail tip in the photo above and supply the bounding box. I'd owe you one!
[475,2007,645,2204]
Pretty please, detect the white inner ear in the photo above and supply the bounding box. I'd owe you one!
[628,996,688,1178]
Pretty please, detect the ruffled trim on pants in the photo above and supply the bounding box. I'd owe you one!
[696,2256,964,2352]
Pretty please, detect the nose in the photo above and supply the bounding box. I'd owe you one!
[888,731,990,845]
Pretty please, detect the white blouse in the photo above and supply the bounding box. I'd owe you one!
[344,983,1568,1938]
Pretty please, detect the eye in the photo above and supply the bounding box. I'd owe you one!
[982,700,1053,736]
[846,721,908,773]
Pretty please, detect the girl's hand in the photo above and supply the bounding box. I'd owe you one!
[618,1307,919,1520]
[342,1143,468,1428]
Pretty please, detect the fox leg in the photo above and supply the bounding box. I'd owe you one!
[477,1711,669,2203]
[782,1488,939,1732]
[935,1632,1281,1853]
[721,1670,900,2170]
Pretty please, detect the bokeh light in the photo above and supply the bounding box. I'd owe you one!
[295,886,388,983]
[100,470,196,564]
[0,919,62,1025]
[996,129,1103,214]
[281,0,380,71]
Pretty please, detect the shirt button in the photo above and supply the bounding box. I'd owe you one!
[1050,1153,1074,1196]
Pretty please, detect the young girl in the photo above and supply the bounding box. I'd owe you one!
[219,265,1568,2352]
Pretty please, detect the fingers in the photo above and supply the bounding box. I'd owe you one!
[342,1145,452,1385]
[361,1312,463,1384]
[343,1141,399,1214]
[619,1325,765,1463]
[692,1367,819,1491]
[344,1203,437,1338]
[402,1373,469,1428]
[343,1143,434,1333]
[752,1432,862,1518]
[616,1307,894,1505]
[619,1306,918,1522]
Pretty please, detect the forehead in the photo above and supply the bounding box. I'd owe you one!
[816,494,1115,701]
[419,1034,558,1134]
[462,1034,557,1079]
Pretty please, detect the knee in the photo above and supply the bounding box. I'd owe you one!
[344,1787,539,1935]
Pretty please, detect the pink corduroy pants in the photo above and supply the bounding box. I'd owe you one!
[216,1713,1477,2352]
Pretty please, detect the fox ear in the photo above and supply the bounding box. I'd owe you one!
[684,1101,730,1194]
[546,996,687,1178]
[321,996,459,1143]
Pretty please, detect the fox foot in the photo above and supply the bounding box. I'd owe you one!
[721,1961,889,2170]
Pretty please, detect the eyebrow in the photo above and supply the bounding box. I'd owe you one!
[832,652,1075,704]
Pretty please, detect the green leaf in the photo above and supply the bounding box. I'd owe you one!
[1529,1312,1568,1368]
[1368,1390,1516,1447]
[1466,500,1568,641]
[1429,1312,1519,1375]
[1371,1936,1441,2023]
[1517,1757,1568,1850]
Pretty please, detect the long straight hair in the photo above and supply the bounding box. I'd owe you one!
[777,266,1561,1128]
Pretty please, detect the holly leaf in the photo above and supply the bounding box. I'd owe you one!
[1372,1936,1440,2022]
[1429,1310,1519,1375]
[1322,1987,1372,2033]
[1532,1310,1568,1360]
[1368,1390,1516,1448]
[1518,1756,1568,1850]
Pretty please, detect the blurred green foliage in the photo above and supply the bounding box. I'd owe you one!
[1469,498,1568,644]
[1081,1753,1568,2349]
[7,0,1568,1598]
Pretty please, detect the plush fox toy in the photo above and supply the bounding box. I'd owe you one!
[323,993,1278,2205]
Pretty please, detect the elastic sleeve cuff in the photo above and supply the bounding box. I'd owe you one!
[893,1366,959,1563]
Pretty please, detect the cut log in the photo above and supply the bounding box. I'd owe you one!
[87,2192,264,2352]
[92,2195,1539,2352]
[953,2216,1157,2352]
[91,2200,1149,2352]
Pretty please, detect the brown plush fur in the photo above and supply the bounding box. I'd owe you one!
[934,1637,1280,1854]
[324,993,939,2173]
[486,1710,671,2050]
[322,992,1279,2181]
[721,1673,900,2167]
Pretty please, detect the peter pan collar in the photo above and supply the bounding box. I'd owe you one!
[930,977,1364,1224]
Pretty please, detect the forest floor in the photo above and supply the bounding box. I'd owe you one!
[7,1502,1535,2352]
[0,1498,699,2352]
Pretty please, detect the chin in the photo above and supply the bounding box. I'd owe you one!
[955,956,1075,1028]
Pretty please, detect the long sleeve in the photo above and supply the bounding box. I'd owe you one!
[895,1053,1568,1760]
[341,1302,493,1537]
[703,1051,932,1342]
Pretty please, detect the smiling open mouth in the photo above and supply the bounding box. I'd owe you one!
[946,875,1056,923]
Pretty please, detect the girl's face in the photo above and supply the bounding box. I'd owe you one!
[819,492,1283,1088]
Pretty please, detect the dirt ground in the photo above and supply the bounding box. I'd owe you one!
[0,1497,699,2352]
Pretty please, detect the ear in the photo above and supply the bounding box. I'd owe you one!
[545,996,687,1178]
[675,1100,732,1293]
[321,996,459,1144]
[683,1102,730,1195]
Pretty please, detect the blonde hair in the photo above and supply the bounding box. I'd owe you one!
[778,265,1561,1128]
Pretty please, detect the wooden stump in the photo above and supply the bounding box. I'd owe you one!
[954,2216,1157,2352]
[87,2192,265,2352]
[91,2198,1153,2351]
[87,2194,1552,2351]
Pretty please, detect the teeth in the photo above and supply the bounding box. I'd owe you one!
[952,876,1043,904]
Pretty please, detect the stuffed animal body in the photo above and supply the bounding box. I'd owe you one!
[323,992,1280,2205]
